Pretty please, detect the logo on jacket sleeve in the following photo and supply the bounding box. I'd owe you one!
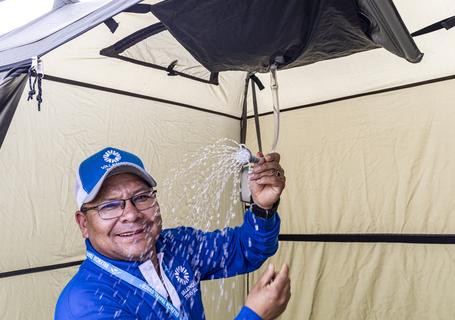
[174,266,190,285]
[103,150,121,164]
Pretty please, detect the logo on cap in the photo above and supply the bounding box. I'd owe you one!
[103,150,121,164]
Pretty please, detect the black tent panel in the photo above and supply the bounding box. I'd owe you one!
[151,0,422,73]
[0,69,28,149]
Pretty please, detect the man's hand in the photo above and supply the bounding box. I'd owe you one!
[245,264,291,320]
[249,152,285,209]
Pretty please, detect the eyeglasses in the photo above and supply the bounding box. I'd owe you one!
[81,190,158,220]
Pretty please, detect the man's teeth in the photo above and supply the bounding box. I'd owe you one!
[118,230,142,237]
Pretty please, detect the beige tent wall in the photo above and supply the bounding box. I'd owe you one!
[246,78,455,319]
[0,267,79,320]
[251,242,455,320]
[42,9,247,119]
[0,79,245,319]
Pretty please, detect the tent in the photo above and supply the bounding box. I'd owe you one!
[1,0,455,319]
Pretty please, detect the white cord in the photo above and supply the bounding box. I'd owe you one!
[270,64,280,152]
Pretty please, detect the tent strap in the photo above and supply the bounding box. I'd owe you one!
[124,3,153,14]
[0,260,83,279]
[279,234,455,244]
[240,74,265,149]
[250,74,263,153]
[239,75,249,144]
[104,4,155,33]
[104,18,119,33]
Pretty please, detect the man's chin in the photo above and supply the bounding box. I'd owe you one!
[123,244,155,262]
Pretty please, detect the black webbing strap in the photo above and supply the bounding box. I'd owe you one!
[411,16,455,37]
[250,76,263,153]
[250,74,265,90]
[240,75,250,144]
[104,18,119,33]
[279,234,455,244]
[123,4,153,14]
[104,4,154,33]
[0,260,83,279]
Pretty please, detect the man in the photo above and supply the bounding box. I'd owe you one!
[55,146,287,319]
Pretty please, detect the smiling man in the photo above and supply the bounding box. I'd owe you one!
[55,146,286,320]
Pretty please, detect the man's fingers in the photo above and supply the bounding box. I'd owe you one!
[251,162,283,175]
[249,175,286,187]
[272,264,290,291]
[249,169,284,180]
[279,263,289,276]
[259,263,276,286]
[265,152,280,163]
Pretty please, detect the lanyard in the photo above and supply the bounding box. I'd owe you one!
[86,251,181,320]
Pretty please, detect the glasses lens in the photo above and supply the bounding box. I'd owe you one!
[98,200,124,219]
[132,191,157,211]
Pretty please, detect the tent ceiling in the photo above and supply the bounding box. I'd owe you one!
[38,0,454,118]
[0,0,141,70]
[41,11,247,118]
[0,0,113,52]
[1,0,454,118]
[252,0,455,115]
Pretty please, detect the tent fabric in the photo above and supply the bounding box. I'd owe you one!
[100,22,219,84]
[0,0,141,72]
[245,76,455,319]
[151,0,421,73]
[18,0,453,118]
[39,13,247,118]
[246,78,455,235]
[0,70,27,148]
[0,267,80,320]
[249,241,455,320]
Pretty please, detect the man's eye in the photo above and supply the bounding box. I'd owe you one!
[134,195,150,203]
[99,201,122,211]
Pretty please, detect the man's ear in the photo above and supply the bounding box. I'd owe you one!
[75,211,89,238]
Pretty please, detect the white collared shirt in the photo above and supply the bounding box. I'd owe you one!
[139,252,182,310]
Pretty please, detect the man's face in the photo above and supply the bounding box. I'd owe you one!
[75,173,162,261]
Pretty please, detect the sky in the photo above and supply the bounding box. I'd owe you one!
[0,0,54,36]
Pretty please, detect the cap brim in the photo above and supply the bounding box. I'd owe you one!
[82,163,157,206]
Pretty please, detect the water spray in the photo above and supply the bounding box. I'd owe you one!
[235,144,260,165]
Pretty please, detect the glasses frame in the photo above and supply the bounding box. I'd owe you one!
[81,189,158,220]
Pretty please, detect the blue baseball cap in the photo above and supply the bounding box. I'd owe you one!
[75,147,157,209]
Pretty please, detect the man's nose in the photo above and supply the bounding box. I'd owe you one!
[120,199,142,221]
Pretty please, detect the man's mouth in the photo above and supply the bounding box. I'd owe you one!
[117,228,144,237]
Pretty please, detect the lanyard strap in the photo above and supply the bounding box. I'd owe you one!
[86,251,180,320]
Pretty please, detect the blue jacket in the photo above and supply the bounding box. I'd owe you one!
[55,210,280,319]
